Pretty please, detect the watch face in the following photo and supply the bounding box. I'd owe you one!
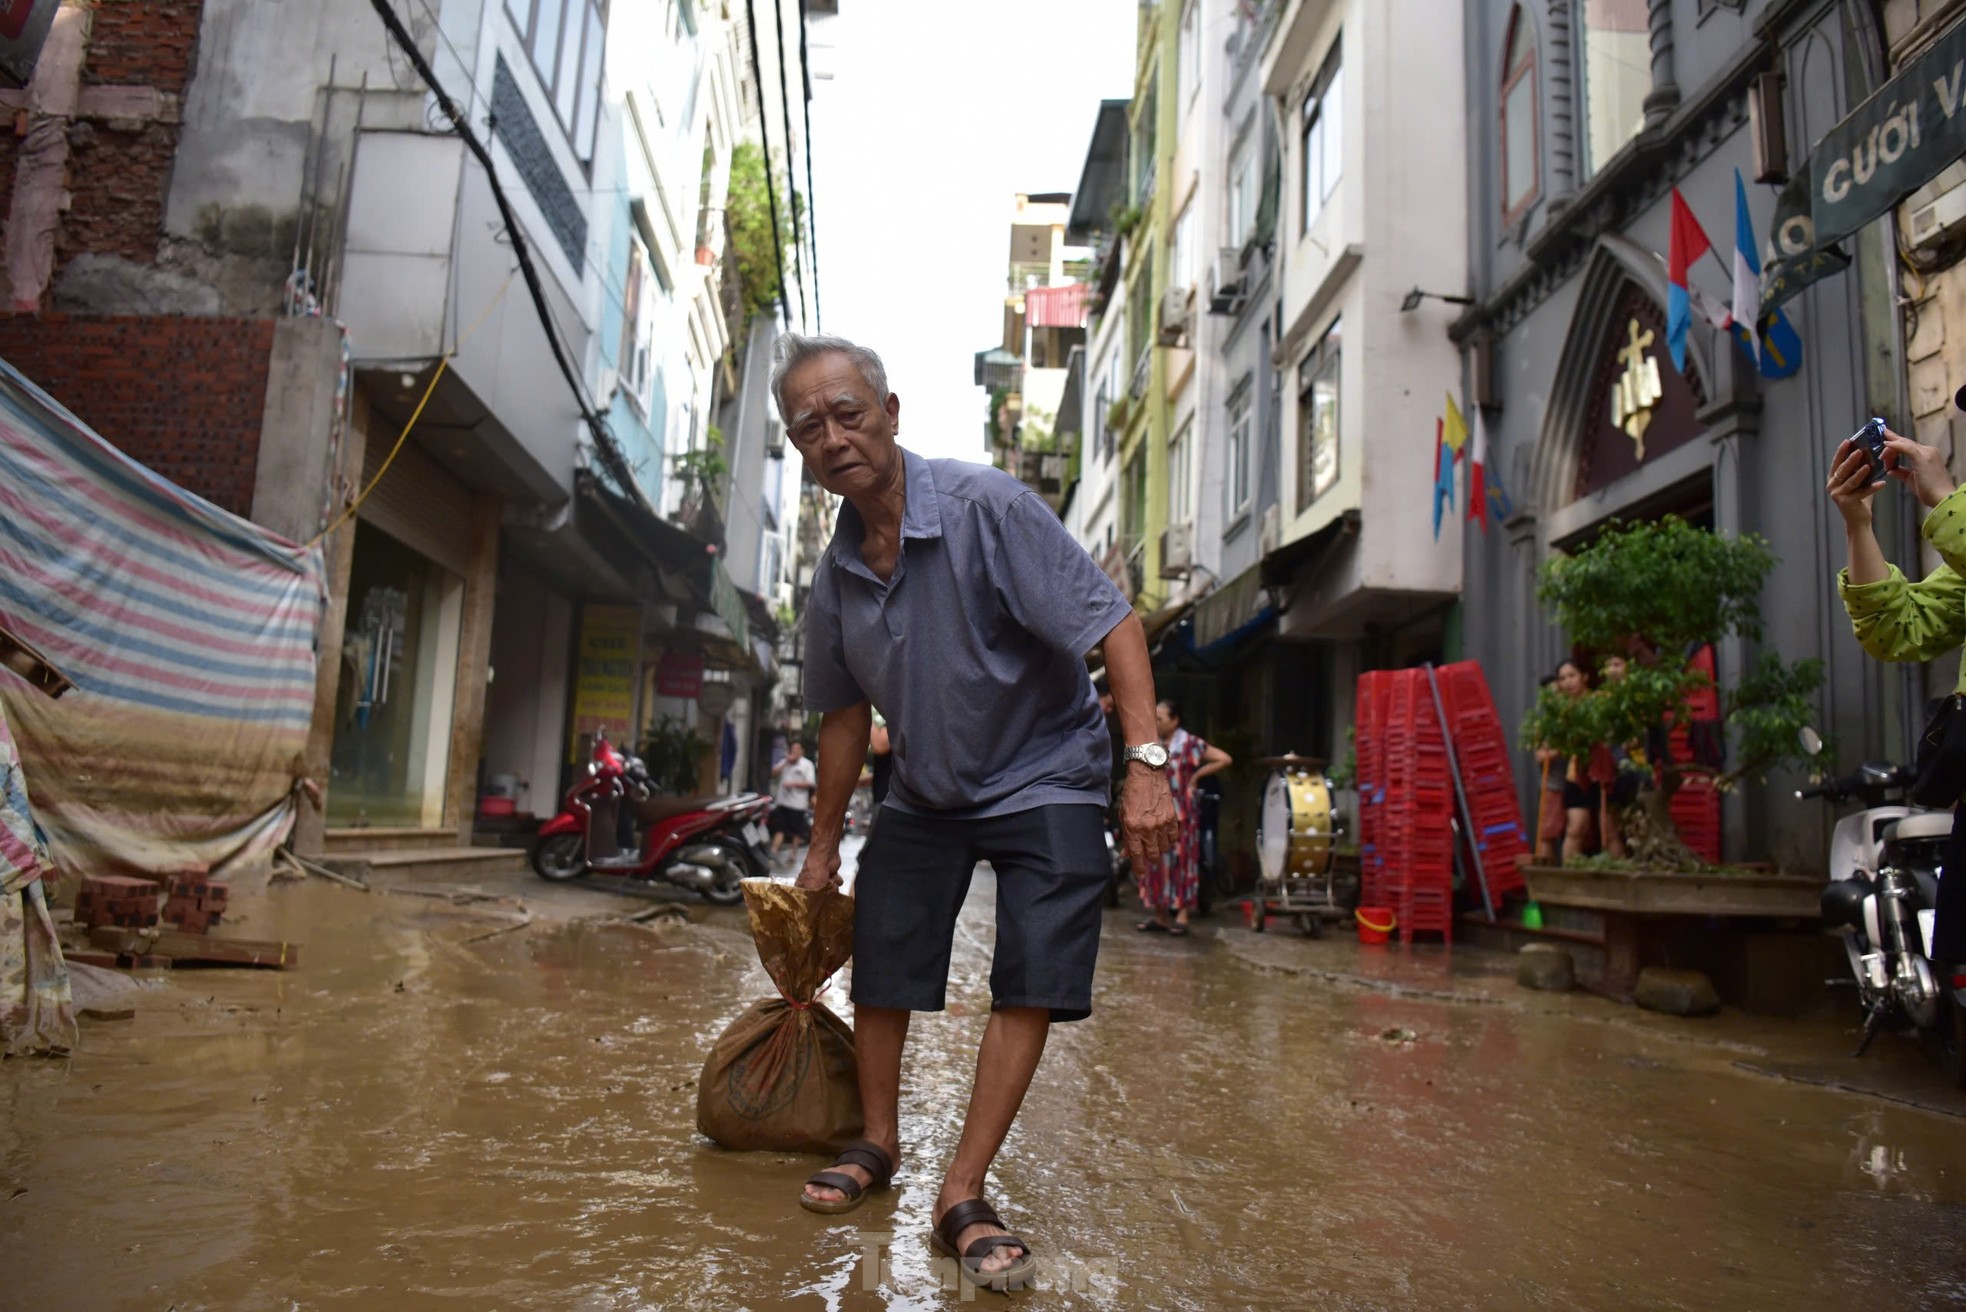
[1134,743,1169,768]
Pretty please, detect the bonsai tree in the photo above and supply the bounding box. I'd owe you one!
[1519,516,1822,870]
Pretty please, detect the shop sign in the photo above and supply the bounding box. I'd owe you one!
[1761,169,1852,316]
[1812,17,1966,250]
[656,648,705,698]
[569,604,639,758]
[1768,13,1966,313]
[697,680,734,717]
[0,1,57,90]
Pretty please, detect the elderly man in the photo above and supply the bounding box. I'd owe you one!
[776,332,1175,1290]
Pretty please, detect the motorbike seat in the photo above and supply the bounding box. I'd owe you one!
[1884,811,1955,843]
[633,795,728,823]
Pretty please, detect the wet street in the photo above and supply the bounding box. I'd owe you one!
[5,848,1966,1311]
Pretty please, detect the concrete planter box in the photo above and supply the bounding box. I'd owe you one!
[1521,865,1822,920]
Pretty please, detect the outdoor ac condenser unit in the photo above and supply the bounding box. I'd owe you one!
[1907,164,1966,252]
[1160,522,1194,579]
[1208,247,1247,315]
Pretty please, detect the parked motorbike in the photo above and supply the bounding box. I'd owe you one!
[1799,730,1966,1086]
[530,734,772,905]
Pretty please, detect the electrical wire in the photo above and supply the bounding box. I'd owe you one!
[743,0,794,327]
[797,0,820,331]
[365,0,648,511]
[771,0,808,331]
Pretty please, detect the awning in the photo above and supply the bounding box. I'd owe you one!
[1191,562,1273,652]
[1259,509,1360,589]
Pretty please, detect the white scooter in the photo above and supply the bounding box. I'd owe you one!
[1800,730,1966,1086]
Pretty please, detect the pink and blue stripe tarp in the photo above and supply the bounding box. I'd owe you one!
[0,357,324,880]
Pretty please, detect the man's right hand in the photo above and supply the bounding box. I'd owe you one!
[795,843,842,891]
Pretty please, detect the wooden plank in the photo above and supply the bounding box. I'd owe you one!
[88,926,300,969]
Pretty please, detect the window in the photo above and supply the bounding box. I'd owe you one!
[1179,0,1201,110]
[1123,450,1149,549]
[1576,0,1649,180]
[1094,375,1113,463]
[619,233,656,414]
[1300,39,1342,234]
[1172,199,1196,293]
[1226,380,1253,519]
[1297,317,1340,510]
[1133,73,1159,205]
[1228,128,1255,246]
[506,0,607,160]
[1500,6,1539,219]
[1170,418,1194,526]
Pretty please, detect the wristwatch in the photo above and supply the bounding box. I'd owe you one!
[1123,741,1170,769]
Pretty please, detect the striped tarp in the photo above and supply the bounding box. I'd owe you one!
[0,358,324,880]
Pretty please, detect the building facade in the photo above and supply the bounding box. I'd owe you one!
[1454,0,1899,870]
[0,0,816,862]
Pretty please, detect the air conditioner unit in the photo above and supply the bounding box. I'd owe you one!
[1157,286,1194,346]
[1208,246,1247,315]
[764,420,786,459]
[1907,169,1966,250]
[1159,522,1195,579]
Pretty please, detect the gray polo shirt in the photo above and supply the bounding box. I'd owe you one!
[802,448,1133,819]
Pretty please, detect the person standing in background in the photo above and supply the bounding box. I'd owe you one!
[1136,699,1231,936]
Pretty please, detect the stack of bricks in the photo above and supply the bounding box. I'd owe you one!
[162,872,228,935]
[71,875,162,930]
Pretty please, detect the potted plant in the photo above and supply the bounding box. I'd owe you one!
[1519,516,1822,871]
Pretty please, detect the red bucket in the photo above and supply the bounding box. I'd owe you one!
[1354,906,1396,945]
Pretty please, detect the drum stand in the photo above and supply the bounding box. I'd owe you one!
[1248,758,1357,936]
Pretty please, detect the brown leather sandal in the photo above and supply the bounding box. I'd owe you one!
[798,1140,895,1215]
[930,1197,1037,1292]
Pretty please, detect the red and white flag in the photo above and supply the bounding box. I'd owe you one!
[1466,404,1489,532]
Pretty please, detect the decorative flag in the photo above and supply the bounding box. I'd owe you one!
[1443,392,1469,458]
[1731,169,1803,380]
[1467,404,1489,532]
[1666,187,1713,375]
[1485,455,1515,522]
[1431,417,1455,540]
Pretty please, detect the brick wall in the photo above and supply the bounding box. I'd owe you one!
[60,122,180,264]
[0,315,275,516]
[83,0,205,90]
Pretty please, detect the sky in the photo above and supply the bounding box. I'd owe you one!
[805,0,1142,463]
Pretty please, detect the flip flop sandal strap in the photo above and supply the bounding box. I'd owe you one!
[806,1170,865,1201]
[963,1234,1030,1264]
[833,1145,892,1184]
[937,1198,1003,1248]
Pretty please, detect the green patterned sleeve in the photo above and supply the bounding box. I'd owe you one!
[1838,558,1966,664]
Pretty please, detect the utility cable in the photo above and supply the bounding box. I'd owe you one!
[771,0,807,330]
[365,0,647,510]
[797,0,820,330]
[743,0,793,327]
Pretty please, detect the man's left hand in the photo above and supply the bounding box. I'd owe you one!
[1120,765,1177,872]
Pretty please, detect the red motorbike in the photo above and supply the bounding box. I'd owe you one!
[530,734,772,905]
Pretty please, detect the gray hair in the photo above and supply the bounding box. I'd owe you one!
[769,332,890,422]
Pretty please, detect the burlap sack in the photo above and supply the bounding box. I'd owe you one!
[696,878,861,1154]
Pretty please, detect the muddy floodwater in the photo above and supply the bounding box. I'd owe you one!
[5,859,1966,1310]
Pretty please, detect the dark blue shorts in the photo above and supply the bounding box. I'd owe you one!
[850,803,1108,1022]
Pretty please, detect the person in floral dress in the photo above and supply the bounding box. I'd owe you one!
[1137,699,1232,936]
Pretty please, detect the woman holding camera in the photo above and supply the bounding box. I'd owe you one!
[1828,424,1966,969]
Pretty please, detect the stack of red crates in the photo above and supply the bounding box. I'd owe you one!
[1666,645,1723,864]
[1376,669,1455,942]
[1354,670,1389,907]
[1433,661,1529,902]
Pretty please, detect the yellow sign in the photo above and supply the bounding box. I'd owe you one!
[1610,318,1664,460]
[568,604,640,760]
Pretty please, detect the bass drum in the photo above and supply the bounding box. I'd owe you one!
[1258,769,1334,880]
